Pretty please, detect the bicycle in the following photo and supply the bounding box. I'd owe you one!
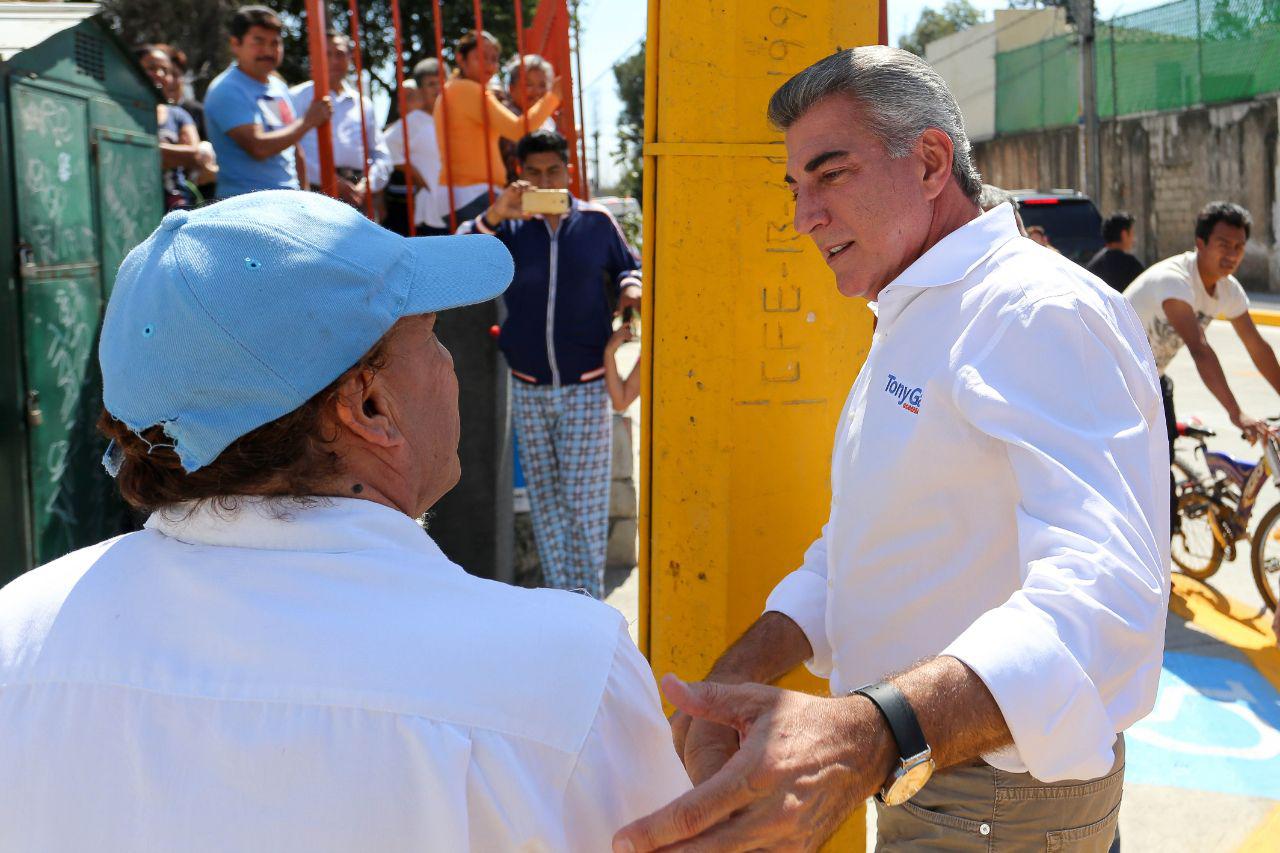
[1171,420,1280,612]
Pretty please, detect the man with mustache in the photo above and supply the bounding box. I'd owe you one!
[204,5,332,199]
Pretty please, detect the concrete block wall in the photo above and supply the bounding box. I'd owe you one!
[972,97,1279,292]
[606,413,638,570]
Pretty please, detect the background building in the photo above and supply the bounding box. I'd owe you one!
[927,0,1280,292]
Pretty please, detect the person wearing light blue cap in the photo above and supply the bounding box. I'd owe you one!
[0,191,690,850]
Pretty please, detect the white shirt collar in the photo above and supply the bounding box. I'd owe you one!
[145,496,445,557]
[884,203,1022,293]
[298,78,357,101]
[1182,250,1212,296]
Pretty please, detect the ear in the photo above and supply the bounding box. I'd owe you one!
[917,128,955,201]
[1194,237,1207,253]
[332,369,404,449]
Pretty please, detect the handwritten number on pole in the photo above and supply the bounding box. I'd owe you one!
[769,6,809,28]
[768,39,804,61]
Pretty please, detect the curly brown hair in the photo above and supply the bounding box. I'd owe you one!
[98,337,389,514]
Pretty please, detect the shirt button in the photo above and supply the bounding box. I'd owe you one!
[980,824,991,836]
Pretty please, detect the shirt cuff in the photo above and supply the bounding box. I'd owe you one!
[942,603,1118,782]
[473,214,496,235]
[764,569,832,679]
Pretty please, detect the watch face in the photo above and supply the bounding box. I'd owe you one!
[883,759,935,806]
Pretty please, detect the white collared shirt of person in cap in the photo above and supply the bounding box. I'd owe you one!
[0,191,689,851]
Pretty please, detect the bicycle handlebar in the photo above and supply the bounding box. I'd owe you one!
[1176,422,1216,439]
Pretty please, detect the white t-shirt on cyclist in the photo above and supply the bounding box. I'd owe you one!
[1125,250,1249,375]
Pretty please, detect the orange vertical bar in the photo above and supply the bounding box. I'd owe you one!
[514,0,529,137]
[390,0,415,235]
[347,0,374,219]
[473,0,497,203]
[305,0,337,196]
[431,0,457,231]
[544,1,582,196]
[879,0,888,45]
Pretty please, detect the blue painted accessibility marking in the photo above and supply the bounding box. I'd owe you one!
[1126,651,1280,799]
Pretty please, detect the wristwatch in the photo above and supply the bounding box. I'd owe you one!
[851,681,935,806]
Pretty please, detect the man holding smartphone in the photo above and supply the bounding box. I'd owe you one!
[462,130,641,597]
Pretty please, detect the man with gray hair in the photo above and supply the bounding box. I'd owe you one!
[505,53,556,127]
[499,54,557,181]
[614,45,1167,852]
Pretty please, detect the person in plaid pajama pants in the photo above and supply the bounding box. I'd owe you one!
[460,130,642,598]
[512,380,613,595]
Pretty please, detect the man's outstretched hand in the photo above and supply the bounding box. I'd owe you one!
[614,674,894,853]
[1231,410,1278,445]
[671,704,740,785]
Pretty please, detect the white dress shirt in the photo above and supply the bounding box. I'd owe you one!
[291,79,392,192]
[385,110,445,229]
[0,497,689,851]
[766,204,1170,783]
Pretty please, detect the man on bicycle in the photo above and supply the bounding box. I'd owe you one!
[1125,202,1280,530]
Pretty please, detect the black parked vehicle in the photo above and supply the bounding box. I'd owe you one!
[1012,190,1104,266]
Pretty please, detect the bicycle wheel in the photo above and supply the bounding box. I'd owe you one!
[1250,502,1280,612]
[1172,491,1224,580]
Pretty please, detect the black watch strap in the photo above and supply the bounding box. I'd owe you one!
[854,681,929,760]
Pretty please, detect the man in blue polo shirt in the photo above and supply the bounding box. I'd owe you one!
[204,5,331,198]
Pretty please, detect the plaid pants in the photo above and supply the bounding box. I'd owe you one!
[511,379,612,597]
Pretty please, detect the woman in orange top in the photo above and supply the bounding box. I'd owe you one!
[433,30,562,226]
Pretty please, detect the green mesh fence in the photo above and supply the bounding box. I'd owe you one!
[996,37,1080,135]
[996,0,1280,134]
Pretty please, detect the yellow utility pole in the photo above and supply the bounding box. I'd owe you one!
[640,1,882,848]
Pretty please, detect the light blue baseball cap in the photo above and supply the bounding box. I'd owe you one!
[100,190,513,473]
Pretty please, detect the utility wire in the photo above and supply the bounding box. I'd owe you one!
[580,35,644,92]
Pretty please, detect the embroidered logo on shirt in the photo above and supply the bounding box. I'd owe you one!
[884,374,923,414]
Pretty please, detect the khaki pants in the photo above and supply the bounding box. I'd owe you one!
[876,737,1124,851]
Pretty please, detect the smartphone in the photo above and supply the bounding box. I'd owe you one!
[522,188,570,215]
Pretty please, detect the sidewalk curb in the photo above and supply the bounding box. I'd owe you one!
[1249,308,1280,328]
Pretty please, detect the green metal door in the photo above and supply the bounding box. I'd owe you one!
[94,128,161,297]
[11,79,117,563]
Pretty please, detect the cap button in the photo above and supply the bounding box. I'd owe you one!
[160,210,190,231]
